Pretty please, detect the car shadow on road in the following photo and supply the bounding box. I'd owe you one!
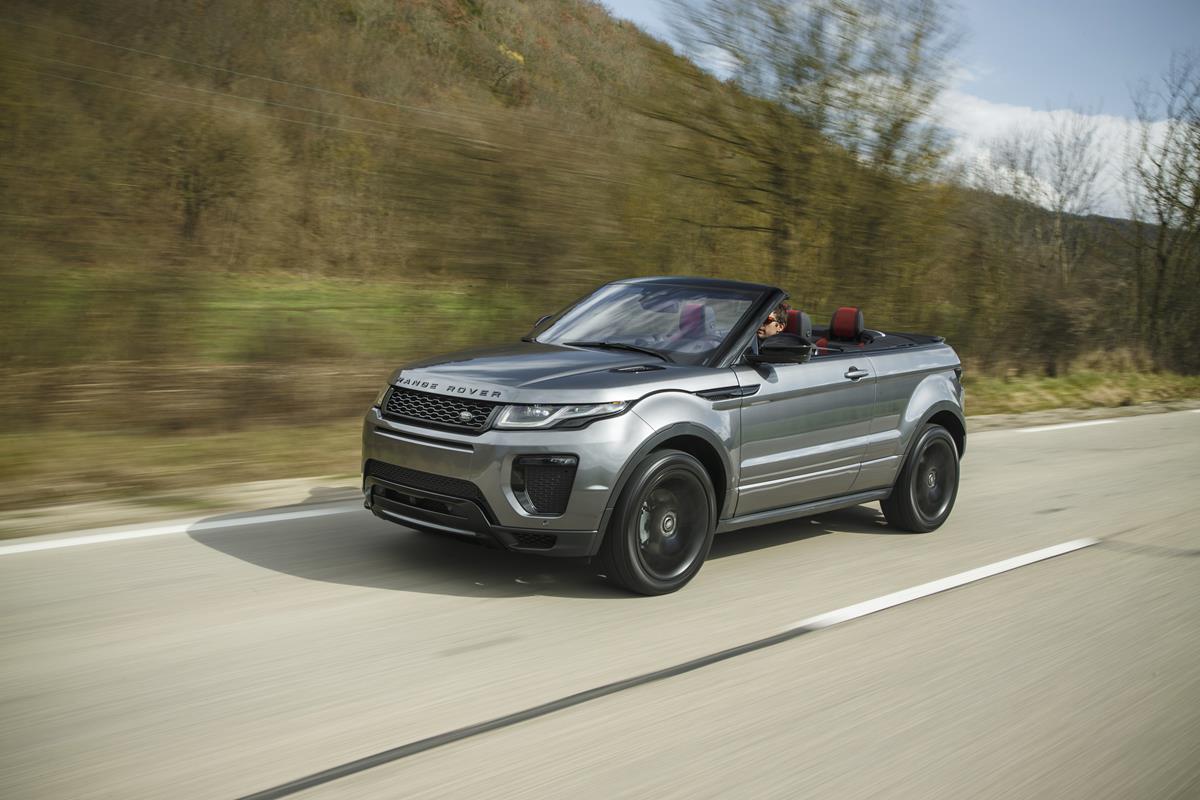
[187,497,627,600]
[188,492,901,600]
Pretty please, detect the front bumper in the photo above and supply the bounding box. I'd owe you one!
[361,407,654,557]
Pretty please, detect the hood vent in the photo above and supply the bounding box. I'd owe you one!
[610,364,665,373]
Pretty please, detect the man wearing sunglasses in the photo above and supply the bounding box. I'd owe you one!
[756,302,791,340]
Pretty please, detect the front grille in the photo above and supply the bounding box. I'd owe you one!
[365,459,485,505]
[523,463,576,515]
[382,388,502,432]
[512,532,558,549]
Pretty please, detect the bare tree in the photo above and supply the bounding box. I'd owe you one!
[970,108,1106,375]
[653,0,957,284]
[976,109,1104,287]
[1126,51,1200,365]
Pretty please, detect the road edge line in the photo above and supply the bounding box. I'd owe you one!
[0,504,360,556]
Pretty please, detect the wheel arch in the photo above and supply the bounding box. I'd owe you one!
[592,423,733,556]
[927,408,966,458]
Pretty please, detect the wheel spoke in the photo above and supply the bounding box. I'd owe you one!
[911,438,955,522]
[631,469,709,581]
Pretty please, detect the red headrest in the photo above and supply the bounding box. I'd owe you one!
[830,306,863,341]
[784,309,812,339]
[679,303,706,333]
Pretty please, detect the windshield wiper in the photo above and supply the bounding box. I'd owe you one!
[564,341,673,363]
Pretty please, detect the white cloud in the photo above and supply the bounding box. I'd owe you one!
[935,89,1152,218]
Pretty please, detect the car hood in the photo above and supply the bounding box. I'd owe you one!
[389,342,732,404]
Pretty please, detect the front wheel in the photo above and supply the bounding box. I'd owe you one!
[881,424,960,532]
[601,449,716,595]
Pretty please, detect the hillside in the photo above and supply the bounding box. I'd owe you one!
[1,1,1195,456]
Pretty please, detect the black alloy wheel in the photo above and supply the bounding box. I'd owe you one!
[602,449,716,595]
[881,424,960,533]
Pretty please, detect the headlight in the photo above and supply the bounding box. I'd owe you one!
[494,401,629,429]
[372,385,391,408]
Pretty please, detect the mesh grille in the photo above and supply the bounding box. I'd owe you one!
[365,459,485,504]
[524,464,576,515]
[512,532,558,549]
[383,388,501,432]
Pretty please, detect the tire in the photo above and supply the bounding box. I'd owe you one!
[881,424,960,533]
[601,449,717,595]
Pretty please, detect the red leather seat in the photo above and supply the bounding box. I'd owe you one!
[678,302,715,335]
[783,309,812,339]
[815,306,865,350]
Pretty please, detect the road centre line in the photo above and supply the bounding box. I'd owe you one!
[787,537,1099,631]
[236,537,1100,800]
[0,504,359,556]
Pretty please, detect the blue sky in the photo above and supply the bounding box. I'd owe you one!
[603,0,1196,215]
[956,0,1199,118]
[603,0,1199,118]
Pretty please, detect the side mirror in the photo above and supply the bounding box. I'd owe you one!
[746,333,813,365]
[521,314,555,342]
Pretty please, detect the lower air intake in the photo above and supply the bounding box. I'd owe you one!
[512,532,558,549]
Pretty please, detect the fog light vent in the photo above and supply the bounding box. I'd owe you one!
[512,455,577,516]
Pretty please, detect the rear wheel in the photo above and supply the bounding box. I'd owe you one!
[881,424,959,532]
[601,449,716,595]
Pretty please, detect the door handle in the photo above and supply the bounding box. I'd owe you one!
[844,367,869,381]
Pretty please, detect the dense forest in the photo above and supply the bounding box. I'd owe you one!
[2,0,1198,437]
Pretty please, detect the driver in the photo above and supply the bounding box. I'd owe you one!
[757,302,790,340]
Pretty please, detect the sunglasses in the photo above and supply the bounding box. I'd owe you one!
[764,316,783,326]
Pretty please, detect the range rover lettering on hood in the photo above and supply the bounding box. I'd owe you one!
[397,376,504,399]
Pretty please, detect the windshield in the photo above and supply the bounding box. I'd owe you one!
[535,283,765,365]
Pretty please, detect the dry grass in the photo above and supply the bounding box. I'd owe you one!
[2,370,1197,513]
[963,371,1200,415]
[0,419,363,511]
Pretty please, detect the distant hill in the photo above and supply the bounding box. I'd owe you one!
[0,0,1192,435]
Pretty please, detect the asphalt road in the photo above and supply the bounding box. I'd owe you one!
[1,410,1198,799]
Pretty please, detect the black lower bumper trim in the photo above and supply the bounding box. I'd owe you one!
[363,475,599,558]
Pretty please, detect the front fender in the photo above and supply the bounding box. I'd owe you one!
[589,392,739,554]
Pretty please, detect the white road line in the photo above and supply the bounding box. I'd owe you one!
[0,504,359,556]
[786,537,1100,632]
[1014,419,1118,433]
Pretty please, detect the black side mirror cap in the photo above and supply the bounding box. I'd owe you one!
[747,333,814,365]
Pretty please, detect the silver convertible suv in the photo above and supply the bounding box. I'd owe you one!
[362,277,964,594]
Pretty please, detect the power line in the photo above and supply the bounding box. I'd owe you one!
[6,60,407,142]
[22,53,423,135]
[0,16,475,120]
[0,15,607,139]
[22,51,614,159]
[7,57,627,186]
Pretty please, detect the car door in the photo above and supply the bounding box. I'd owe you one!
[731,357,877,516]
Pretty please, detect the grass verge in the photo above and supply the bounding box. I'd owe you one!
[962,371,1200,415]
[0,419,363,513]
[2,371,1198,517]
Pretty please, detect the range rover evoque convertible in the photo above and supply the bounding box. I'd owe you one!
[363,277,965,594]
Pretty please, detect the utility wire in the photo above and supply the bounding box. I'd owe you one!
[7,55,625,183]
[6,60,411,142]
[23,53,422,136]
[0,15,604,135]
[22,51,613,159]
